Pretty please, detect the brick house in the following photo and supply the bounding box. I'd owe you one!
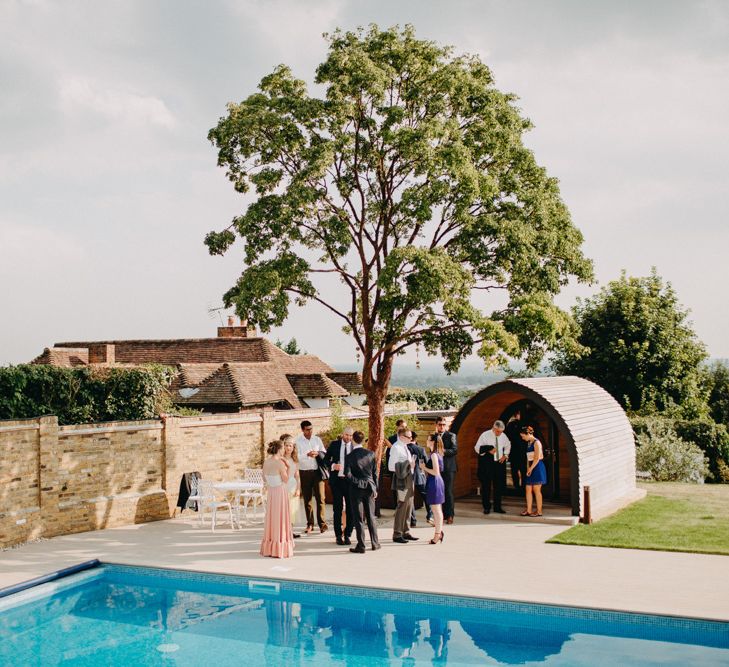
[31,321,364,412]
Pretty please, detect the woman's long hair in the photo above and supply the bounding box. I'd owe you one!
[428,434,444,456]
[280,433,297,462]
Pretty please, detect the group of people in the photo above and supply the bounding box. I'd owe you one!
[474,411,547,517]
[260,412,547,559]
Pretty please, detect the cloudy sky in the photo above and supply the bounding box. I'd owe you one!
[1,0,728,366]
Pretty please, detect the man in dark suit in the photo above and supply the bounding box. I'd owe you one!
[388,418,417,445]
[324,427,355,545]
[345,430,380,553]
[434,416,458,524]
[505,410,526,493]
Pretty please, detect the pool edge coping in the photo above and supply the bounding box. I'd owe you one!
[2,558,728,626]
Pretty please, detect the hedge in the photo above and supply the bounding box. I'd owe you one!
[0,364,176,425]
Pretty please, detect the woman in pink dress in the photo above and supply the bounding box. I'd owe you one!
[260,440,295,558]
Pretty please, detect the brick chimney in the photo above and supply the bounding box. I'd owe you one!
[218,317,249,338]
[88,343,116,364]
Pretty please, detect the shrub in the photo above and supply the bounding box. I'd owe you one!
[385,387,460,411]
[0,364,176,425]
[673,419,729,483]
[634,417,709,483]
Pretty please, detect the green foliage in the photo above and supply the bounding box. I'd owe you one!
[704,361,729,428]
[633,416,709,483]
[320,409,423,446]
[274,337,304,355]
[323,398,348,443]
[632,415,729,484]
[385,387,460,411]
[673,419,729,484]
[207,24,593,416]
[553,270,708,416]
[0,365,175,425]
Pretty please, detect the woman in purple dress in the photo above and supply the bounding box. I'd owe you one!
[421,434,446,544]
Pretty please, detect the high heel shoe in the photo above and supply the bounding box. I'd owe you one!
[429,531,444,544]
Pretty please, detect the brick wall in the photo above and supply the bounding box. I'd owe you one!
[0,418,42,546]
[0,404,415,548]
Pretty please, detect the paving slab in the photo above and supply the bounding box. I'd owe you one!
[1,504,727,621]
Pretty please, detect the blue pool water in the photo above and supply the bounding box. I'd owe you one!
[0,564,727,666]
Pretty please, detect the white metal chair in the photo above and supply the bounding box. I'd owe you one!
[240,468,266,523]
[197,479,235,531]
[185,474,204,522]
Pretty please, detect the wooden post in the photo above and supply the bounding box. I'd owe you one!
[581,485,592,524]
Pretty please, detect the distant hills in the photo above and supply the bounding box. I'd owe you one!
[334,360,516,390]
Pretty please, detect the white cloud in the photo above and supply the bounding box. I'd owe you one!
[226,0,342,64]
[58,76,176,128]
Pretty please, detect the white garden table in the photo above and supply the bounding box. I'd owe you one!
[213,480,265,526]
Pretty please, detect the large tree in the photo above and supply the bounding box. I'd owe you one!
[552,270,708,415]
[206,25,593,445]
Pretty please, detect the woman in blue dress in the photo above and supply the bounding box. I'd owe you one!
[520,425,547,517]
[421,434,446,544]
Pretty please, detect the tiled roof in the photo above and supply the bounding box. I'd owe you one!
[176,365,241,407]
[286,373,349,399]
[30,347,88,367]
[228,363,302,408]
[326,372,364,394]
[34,335,345,410]
[53,337,281,365]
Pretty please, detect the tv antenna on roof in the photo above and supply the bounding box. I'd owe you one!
[206,304,225,326]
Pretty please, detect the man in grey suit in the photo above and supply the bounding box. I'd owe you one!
[434,416,458,524]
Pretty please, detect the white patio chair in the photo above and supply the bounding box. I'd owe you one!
[240,468,266,523]
[197,479,235,531]
[185,474,204,523]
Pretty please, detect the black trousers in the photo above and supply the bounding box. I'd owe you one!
[329,477,353,539]
[479,462,506,511]
[510,457,527,492]
[442,470,456,519]
[349,487,379,548]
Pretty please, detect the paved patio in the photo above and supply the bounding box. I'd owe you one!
[1,501,727,622]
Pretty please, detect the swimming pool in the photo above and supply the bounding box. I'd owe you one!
[0,562,727,666]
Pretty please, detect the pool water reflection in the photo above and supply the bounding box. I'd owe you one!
[0,564,727,666]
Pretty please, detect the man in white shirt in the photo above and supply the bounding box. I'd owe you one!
[474,420,510,514]
[295,420,328,533]
[388,428,419,543]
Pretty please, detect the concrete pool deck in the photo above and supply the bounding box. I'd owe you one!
[1,502,727,622]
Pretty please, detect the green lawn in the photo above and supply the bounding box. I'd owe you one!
[547,482,729,555]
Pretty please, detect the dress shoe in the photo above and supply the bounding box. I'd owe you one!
[371,544,382,551]
[446,517,454,524]
[393,536,408,544]
[404,534,419,541]
[336,537,346,545]
[494,508,506,514]
[349,546,366,554]
[320,523,328,533]
[343,537,352,545]
[410,520,417,528]
[426,516,435,526]
[293,533,301,539]
[483,509,491,515]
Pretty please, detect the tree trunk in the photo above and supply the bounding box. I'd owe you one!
[366,385,387,460]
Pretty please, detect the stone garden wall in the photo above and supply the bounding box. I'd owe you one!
[0,405,403,548]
